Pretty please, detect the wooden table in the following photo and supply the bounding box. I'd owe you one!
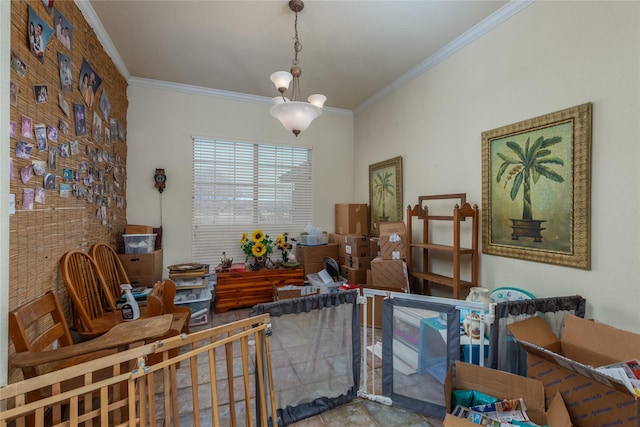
[215,267,304,313]
[11,314,176,369]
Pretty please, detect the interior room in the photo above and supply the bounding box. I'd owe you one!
[1,0,639,425]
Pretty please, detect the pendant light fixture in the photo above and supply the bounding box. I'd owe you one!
[270,0,326,136]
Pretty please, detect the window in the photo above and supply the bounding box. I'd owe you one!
[192,137,313,265]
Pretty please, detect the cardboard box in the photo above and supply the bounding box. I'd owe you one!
[335,203,368,235]
[370,238,380,258]
[118,249,163,287]
[444,361,571,427]
[341,265,368,284]
[296,244,338,278]
[344,255,374,270]
[370,257,409,290]
[344,234,370,257]
[125,224,154,234]
[379,221,407,260]
[507,315,640,427]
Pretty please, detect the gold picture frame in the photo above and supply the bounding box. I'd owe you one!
[369,156,403,237]
[482,103,592,269]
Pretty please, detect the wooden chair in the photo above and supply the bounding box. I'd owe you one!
[147,279,191,334]
[90,242,130,301]
[60,249,123,339]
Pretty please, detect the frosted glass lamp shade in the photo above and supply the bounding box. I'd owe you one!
[307,94,327,109]
[270,101,322,136]
[270,71,293,93]
[272,96,290,106]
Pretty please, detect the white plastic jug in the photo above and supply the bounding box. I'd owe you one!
[120,284,140,321]
[465,287,492,311]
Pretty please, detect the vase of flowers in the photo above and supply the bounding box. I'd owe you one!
[240,229,273,270]
[274,232,293,264]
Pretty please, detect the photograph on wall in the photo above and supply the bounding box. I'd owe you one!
[28,7,54,63]
[33,84,49,103]
[9,158,14,180]
[21,115,33,138]
[110,119,118,143]
[41,0,53,15]
[59,119,69,135]
[58,52,72,92]
[74,103,87,136]
[482,103,592,269]
[11,52,27,77]
[69,140,79,156]
[44,173,56,190]
[54,8,73,51]
[59,92,70,117]
[16,141,33,159]
[60,183,70,198]
[35,186,46,205]
[118,121,125,141]
[62,168,73,182]
[60,143,69,158]
[100,91,111,121]
[32,160,46,176]
[34,123,47,150]
[92,111,102,142]
[10,80,18,107]
[48,146,58,169]
[21,164,34,184]
[23,188,35,211]
[79,59,102,107]
[10,121,17,138]
[47,125,58,142]
[104,127,111,146]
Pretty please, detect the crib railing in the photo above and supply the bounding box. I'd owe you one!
[1,313,275,427]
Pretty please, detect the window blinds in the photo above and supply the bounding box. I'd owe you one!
[192,138,313,266]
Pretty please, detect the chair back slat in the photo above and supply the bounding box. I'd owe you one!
[90,243,130,300]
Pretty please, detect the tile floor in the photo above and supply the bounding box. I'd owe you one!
[176,306,445,427]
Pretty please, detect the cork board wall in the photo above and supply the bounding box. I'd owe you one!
[8,0,129,378]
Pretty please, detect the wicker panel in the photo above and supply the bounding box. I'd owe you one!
[9,0,129,383]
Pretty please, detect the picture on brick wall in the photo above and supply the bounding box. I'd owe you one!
[110,119,118,143]
[21,115,33,139]
[23,188,34,211]
[41,0,53,15]
[104,127,111,147]
[33,84,49,104]
[28,7,54,64]
[60,143,69,158]
[21,164,34,184]
[100,91,111,121]
[54,9,73,51]
[11,52,27,78]
[34,123,47,150]
[79,59,102,107]
[35,187,46,205]
[92,111,102,142]
[59,92,70,117]
[48,146,58,169]
[32,160,46,176]
[10,121,17,138]
[58,52,72,92]
[16,141,33,160]
[10,80,18,107]
[47,125,58,142]
[118,121,125,141]
[44,173,56,190]
[74,103,87,136]
[69,140,79,156]
[59,119,69,135]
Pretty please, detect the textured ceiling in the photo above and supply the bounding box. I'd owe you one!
[87,1,510,111]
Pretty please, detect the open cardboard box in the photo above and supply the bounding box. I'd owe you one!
[444,361,572,427]
[507,315,640,427]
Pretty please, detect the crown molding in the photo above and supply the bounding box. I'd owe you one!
[74,0,130,81]
[354,0,534,114]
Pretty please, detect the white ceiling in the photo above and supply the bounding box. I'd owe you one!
[85,0,517,112]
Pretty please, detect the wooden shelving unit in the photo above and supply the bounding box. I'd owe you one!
[406,194,479,299]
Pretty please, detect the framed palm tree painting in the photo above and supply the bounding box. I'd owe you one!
[482,103,592,269]
[369,156,403,237]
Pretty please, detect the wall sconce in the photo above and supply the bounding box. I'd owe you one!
[154,168,166,193]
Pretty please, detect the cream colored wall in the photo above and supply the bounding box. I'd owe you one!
[125,83,354,270]
[354,1,640,332]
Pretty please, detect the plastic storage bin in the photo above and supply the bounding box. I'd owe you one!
[299,233,328,246]
[123,234,157,254]
[174,288,212,326]
[307,273,347,294]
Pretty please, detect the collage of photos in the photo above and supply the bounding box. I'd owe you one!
[9,2,127,217]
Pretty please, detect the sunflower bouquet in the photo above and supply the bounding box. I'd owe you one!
[274,232,293,263]
[240,229,273,268]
